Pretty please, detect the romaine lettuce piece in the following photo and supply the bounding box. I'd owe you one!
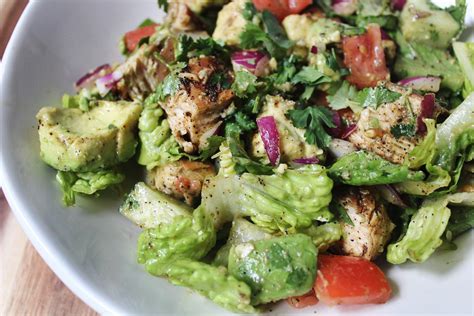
[405,119,436,169]
[299,222,342,250]
[137,103,183,169]
[146,259,256,313]
[453,42,474,97]
[201,165,334,231]
[394,33,463,91]
[120,182,192,228]
[213,218,273,267]
[400,0,464,49]
[387,197,451,264]
[328,151,425,185]
[397,94,474,195]
[56,169,125,206]
[137,205,216,265]
[228,234,317,304]
[445,206,474,240]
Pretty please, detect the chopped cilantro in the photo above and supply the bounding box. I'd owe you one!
[243,2,257,20]
[391,123,416,138]
[239,20,291,59]
[261,10,293,49]
[138,18,156,28]
[198,136,225,160]
[228,136,273,175]
[356,86,402,109]
[327,81,362,111]
[157,0,168,12]
[287,106,335,149]
[231,71,259,98]
[175,35,229,62]
[291,66,332,86]
[330,200,354,226]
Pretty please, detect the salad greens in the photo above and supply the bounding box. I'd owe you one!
[35,0,473,312]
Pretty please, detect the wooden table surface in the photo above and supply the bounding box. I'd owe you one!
[1,1,97,315]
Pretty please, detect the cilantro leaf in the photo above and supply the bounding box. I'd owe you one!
[356,86,401,109]
[139,18,157,27]
[231,71,258,98]
[327,81,362,111]
[261,10,293,49]
[273,55,299,84]
[287,106,335,149]
[391,123,416,138]
[175,35,229,62]
[291,66,332,85]
[157,0,168,12]
[243,2,257,20]
[330,200,354,226]
[154,62,186,101]
[198,136,225,160]
[228,137,273,175]
[239,21,291,59]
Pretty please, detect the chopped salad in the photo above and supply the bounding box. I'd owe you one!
[36,0,473,313]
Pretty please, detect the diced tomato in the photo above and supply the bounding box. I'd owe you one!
[342,25,390,89]
[287,290,319,309]
[315,255,392,305]
[253,0,312,20]
[124,24,158,53]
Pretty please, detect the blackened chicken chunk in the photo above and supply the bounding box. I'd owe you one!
[348,82,446,164]
[162,56,234,153]
[148,160,216,205]
[334,187,395,260]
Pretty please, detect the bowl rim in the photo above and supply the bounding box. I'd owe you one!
[0,2,110,314]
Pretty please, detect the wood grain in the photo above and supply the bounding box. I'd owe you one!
[0,191,98,315]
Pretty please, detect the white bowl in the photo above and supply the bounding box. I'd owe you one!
[1,0,473,315]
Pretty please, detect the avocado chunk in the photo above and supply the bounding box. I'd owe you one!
[228,234,317,305]
[37,100,142,172]
[400,0,461,49]
[120,182,192,229]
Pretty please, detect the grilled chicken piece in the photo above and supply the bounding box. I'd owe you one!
[166,2,199,31]
[116,38,175,101]
[148,160,216,205]
[334,187,395,260]
[348,82,445,164]
[162,56,234,153]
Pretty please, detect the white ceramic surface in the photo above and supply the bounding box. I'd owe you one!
[1,0,473,315]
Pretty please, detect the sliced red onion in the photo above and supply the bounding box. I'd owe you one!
[377,184,407,208]
[75,64,111,91]
[380,29,392,40]
[311,46,319,54]
[391,0,407,11]
[417,93,435,135]
[328,138,357,158]
[332,0,358,16]
[398,76,441,92]
[293,157,320,164]
[328,111,343,138]
[257,116,280,166]
[341,124,357,139]
[95,70,123,96]
[231,50,269,77]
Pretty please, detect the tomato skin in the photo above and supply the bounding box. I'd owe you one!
[315,255,392,305]
[342,25,390,89]
[253,0,312,20]
[124,24,158,52]
[287,290,319,309]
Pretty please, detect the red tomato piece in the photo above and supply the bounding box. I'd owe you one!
[315,255,392,305]
[287,290,319,309]
[253,0,312,20]
[342,25,390,89]
[124,24,158,53]
[286,0,313,14]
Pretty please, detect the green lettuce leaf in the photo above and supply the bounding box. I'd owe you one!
[453,42,474,98]
[387,197,451,264]
[56,169,124,206]
[137,205,216,264]
[201,165,334,232]
[394,32,463,91]
[398,93,474,195]
[405,119,436,169]
[137,101,183,169]
[328,151,425,185]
